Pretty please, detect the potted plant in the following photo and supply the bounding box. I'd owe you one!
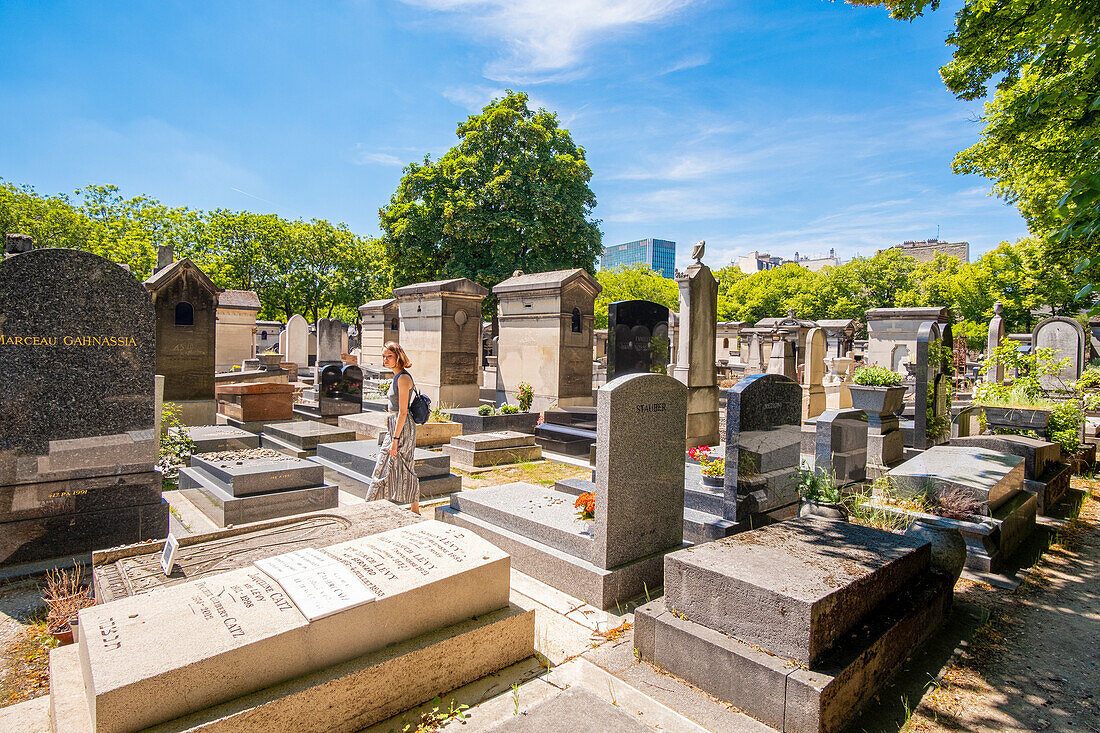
[258,350,283,369]
[848,365,906,419]
[689,446,725,488]
[42,565,97,646]
[797,467,847,520]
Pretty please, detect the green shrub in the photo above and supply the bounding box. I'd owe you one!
[158,402,195,484]
[516,382,533,412]
[500,404,519,414]
[477,404,495,417]
[852,365,903,387]
[797,467,842,503]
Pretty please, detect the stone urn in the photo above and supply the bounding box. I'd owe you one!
[904,516,966,581]
[848,385,906,419]
[799,498,848,521]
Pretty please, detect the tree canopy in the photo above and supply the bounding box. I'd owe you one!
[848,0,1100,282]
[0,179,386,323]
[379,91,603,301]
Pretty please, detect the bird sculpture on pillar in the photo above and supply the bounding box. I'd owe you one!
[692,240,705,263]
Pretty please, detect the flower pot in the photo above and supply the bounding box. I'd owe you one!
[799,498,849,521]
[49,626,74,646]
[258,353,283,369]
[701,473,724,490]
[904,516,966,581]
[848,385,906,417]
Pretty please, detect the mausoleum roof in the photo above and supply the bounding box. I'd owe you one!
[143,257,221,296]
[493,268,601,296]
[393,278,489,298]
[218,289,261,310]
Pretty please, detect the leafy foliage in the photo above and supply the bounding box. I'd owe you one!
[379,91,602,315]
[594,264,678,329]
[798,467,843,503]
[499,404,519,414]
[516,381,533,412]
[852,365,904,386]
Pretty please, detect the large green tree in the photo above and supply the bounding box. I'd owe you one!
[379,91,603,299]
[593,264,679,329]
[850,0,1100,279]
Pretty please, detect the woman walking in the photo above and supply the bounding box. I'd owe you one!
[368,342,420,514]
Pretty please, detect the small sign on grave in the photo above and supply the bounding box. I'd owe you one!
[254,548,376,621]
[160,533,179,576]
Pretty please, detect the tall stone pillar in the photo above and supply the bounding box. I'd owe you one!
[985,301,1006,383]
[801,327,826,420]
[672,263,719,447]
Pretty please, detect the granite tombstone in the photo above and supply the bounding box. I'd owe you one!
[284,314,309,369]
[1032,316,1086,391]
[912,320,952,450]
[607,300,670,379]
[0,248,169,566]
[722,373,802,526]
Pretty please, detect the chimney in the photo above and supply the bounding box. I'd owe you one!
[4,233,34,257]
[154,244,174,274]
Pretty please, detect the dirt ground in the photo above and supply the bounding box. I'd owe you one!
[1,467,1097,733]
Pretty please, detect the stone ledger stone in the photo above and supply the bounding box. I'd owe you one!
[312,441,462,499]
[888,446,1023,514]
[442,431,543,468]
[262,420,356,457]
[76,521,519,733]
[183,425,261,453]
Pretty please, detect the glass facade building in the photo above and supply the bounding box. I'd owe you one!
[600,238,676,278]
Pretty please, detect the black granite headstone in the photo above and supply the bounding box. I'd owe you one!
[722,373,802,523]
[0,248,168,566]
[607,300,670,379]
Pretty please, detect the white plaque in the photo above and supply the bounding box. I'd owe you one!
[160,533,179,576]
[253,548,335,581]
[254,548,376,622]
[276,564,377,621]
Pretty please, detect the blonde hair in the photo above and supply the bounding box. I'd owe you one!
[383,341,412,369]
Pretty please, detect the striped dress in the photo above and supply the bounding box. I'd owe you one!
[367,372,420,504]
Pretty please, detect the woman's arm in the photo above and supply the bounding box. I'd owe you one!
[390,373,412,456]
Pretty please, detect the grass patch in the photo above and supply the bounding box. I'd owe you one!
[0,612,56,708]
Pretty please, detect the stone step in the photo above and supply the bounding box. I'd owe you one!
[682,507,737,545]
[262,420,356,451]
[316,440,451,478]
[189,455,324,497]
[684,485,723,516]
[553,478,594,496]
[310,453,462,501]
[447,483,594,561]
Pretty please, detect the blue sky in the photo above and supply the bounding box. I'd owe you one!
[0,0,1029,272]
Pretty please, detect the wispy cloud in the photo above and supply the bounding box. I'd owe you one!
[442,84,508,112]
[660,52,710,75]
[399,0,696,82]
[352,145,406,167]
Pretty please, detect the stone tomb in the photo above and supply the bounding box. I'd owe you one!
[438,372,687,610]
[144,256,221,425]
[671,263,720,447]
[58,521,533,733]
[885,446,1037,571]
[0,247,169,567]
[636,518,952,733]
[179,453,338,526]
[723,374,802,522]
[178,424,260,453]
[493,269,601,412]
[216,381,294,431]
[262,419,356,458]
[312,440,462,499]
[394,278,488,408]
[442,431,543,470]
[951,434,1071,514]
[92,501,423,603]
[445,406,540,435]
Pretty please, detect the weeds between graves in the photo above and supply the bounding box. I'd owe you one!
[158,402,195,487]
[396,696,469,732]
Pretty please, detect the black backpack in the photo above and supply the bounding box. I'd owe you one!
[408,381,431,425]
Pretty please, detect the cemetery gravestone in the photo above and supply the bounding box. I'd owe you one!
[802,326,827,420]
[723,373,802,528]
[0,248,169,566]
[814,409,868,485]
[284,314,309,370]
[69,521,533,733]
[438,372,687,609]
[315,317,344,369]
[765,333,796,379]
[985,302,1006,383]
[1032,316,1086,391]
[607,300,670,379]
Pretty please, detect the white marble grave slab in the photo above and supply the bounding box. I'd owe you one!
[76,520,510,733]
